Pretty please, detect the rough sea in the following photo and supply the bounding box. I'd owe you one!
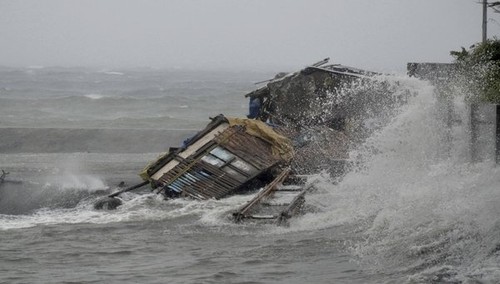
[0,66,499,283]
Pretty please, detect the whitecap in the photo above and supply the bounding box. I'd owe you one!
[84,93,105,100]
[99,70,124,76]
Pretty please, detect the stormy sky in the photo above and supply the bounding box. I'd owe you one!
[1,0,499,72]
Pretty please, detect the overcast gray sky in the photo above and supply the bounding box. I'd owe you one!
[1,0,499,72]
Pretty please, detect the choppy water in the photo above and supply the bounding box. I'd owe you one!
[0,67,499,283]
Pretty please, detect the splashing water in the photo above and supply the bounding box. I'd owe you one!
[43,155,108,191]
[289,75,500,282]
[0,156,110,215]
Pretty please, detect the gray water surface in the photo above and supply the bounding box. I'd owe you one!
[1,67,499,283]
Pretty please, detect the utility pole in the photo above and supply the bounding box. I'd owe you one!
[472,0,489,162]
[483,0,488,43]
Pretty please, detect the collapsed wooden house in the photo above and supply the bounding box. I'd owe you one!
[135,114,318,224]
[139,114,295,201]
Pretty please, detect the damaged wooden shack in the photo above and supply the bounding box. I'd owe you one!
[139,114,294,200]
[245,58,405,176]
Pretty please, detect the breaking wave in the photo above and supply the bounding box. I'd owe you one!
[83,93,106,100]
[286,76,500,282]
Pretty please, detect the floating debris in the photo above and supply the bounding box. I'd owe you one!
[0,170,8,185]
[0,170,22,186]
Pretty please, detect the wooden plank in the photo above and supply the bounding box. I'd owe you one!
[151,124,229,180]
[276,184,303,191]
[233,168,290,222]
[247,215,277,220]
[276,184,315,226]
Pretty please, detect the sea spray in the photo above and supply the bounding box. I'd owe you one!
[0,155,109,215]
[288,75,500,282]
[44,156,107,192]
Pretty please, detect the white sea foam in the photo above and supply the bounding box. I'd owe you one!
[0,191,249,231]
[99,70,124,76]
[84,93,105,100]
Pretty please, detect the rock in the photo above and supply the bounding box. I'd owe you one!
[93,197,123,210]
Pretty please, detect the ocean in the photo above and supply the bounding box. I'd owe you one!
[0,66,499,283]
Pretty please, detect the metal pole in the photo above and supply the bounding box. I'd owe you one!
[483,0,488,43]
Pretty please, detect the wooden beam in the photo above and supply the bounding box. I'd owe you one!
[233,168,290,222]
